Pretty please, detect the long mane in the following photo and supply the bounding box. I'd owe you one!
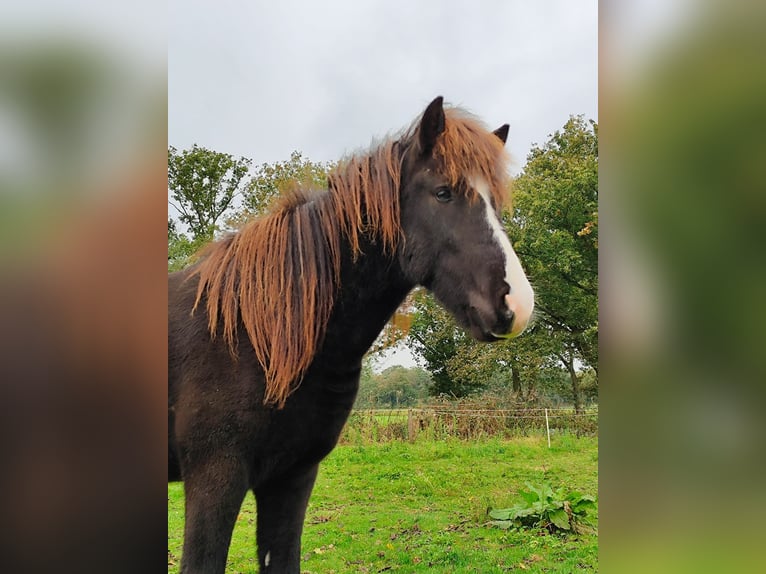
[191,106,510,407]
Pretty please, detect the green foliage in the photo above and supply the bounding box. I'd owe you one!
[168,144,251,241]
[578,368,599,403]
[356,365,431,408]
[489,482,596,534]
[167,218,207,272]
[407,290,477,397]
[407,290,563,401]
[510,116,598,374]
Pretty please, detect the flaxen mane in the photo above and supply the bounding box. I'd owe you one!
[191,106,511,407]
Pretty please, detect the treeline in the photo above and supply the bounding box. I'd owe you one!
[355,365,430,409]
[354,363,597,410]
[168,116,598,411]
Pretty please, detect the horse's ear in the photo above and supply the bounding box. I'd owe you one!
[418,96,445,155]
[493,124,510,145]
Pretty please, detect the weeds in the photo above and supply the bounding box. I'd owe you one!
[489,482,596,534]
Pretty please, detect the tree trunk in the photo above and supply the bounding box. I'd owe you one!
[511,365,522,395]
[563,354,583,414]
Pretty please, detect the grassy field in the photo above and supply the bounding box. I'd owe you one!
[168,435,598,573]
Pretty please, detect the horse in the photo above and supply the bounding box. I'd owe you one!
[168,96,535,573]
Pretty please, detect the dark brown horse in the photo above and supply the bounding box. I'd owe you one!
[168,96,534,573]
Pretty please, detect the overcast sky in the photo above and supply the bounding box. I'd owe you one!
[169,0,597,175]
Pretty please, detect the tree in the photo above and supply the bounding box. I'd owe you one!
[407,290,476,397]
[510,116,598,412]
[356,364,431,408]
[445,323,561,400]
[407,290,560,401]
[168,218,206,272]
[168,144,251,241]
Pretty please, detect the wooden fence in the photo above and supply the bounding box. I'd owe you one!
[340,406,598,443]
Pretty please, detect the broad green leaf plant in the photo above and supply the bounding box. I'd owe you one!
[489,482,596,534]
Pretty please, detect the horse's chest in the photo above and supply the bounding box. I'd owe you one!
[250,386,356,481]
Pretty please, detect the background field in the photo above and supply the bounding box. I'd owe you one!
[168,434,598,573]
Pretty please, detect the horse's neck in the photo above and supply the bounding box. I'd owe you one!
[317,238,412,368]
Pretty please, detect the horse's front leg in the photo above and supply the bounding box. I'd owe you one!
[180,455,249,574]
[254,464,319,573]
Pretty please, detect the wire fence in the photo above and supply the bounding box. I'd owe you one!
[340,406,598,444]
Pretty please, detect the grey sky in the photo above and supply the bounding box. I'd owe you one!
[169,0,597,174]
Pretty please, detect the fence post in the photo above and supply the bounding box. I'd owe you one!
[545,408,551,447]
[408,409,415,443]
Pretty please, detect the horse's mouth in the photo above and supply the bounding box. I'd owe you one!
[489,331,517,341]
[471,325,503,342]
[465,305,514,342]
[477,329,516,343]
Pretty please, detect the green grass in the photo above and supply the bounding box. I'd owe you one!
[168,435,597,573]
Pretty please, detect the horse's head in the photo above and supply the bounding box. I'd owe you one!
[398,96,534,341]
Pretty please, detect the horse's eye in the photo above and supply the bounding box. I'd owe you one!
[434,187,453,203]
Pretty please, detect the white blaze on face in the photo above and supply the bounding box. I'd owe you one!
[471,177,535,337]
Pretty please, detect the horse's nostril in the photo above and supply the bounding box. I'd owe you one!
[498,286,511,309]
[501,294,514,322]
